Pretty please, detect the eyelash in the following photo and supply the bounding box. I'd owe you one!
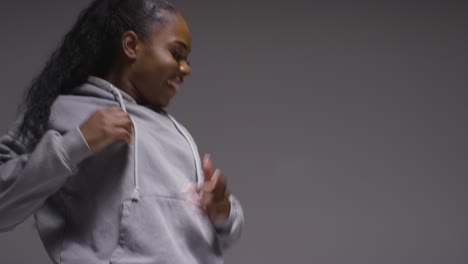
[171,50,190,65]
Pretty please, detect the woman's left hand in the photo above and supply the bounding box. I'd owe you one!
[201,154,231,224]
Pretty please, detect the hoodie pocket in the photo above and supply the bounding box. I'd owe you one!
[110,195,223,264]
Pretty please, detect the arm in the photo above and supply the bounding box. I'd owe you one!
[0,107,132,232]
[0,126,92,232]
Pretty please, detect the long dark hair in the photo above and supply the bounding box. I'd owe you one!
[18,0,176,148]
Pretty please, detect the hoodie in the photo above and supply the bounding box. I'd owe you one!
[0,76,244,264]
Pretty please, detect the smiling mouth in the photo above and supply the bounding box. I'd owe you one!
[167,78,182,90]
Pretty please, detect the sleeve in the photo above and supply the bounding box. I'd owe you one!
[0,126,93,232]
[212,194,245,249]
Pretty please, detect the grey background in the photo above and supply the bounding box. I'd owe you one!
[1,0,467,263]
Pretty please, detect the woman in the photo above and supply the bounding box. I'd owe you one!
[0,0,244,263]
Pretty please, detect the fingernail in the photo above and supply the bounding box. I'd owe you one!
[213,169,220,180]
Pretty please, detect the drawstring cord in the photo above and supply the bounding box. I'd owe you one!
[106,84,140,202]
[167,115,204,190]
[87,76,203,203]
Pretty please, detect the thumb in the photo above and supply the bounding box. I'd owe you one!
[203,154,213,181]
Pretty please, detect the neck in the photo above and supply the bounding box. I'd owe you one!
[103,69,144,104]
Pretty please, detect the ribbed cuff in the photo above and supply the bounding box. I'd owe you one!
[59,127,93,171]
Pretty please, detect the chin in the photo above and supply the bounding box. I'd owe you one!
[150,99,170,110]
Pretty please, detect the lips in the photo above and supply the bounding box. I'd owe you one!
[166,78,182,97]
[167,78,182,90]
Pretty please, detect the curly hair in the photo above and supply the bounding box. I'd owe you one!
[18,0,176,148]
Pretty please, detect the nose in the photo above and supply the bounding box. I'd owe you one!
[179,61,191,76]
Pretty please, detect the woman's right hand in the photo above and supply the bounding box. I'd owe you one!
[79,107,132,153]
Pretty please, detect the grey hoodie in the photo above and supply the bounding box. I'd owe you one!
[0,77,244,264]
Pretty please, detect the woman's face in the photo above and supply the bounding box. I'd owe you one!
[129,12,191,108]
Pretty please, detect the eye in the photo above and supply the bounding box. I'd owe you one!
[171,50,183,60]
[171,50,191,65]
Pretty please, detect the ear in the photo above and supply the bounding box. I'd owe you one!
[122,31,140,60]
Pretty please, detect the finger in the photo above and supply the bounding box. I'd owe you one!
[203,154,213,181]
[105,106,126,112]
[204,193,230,217]
[201,192,214,206]
[111,115,132,127]
[98,108,129,124]
[202,179,216,193]
[110,111,131,120]
[202,184,228,204]
[112,128,132,144]
[106,108,130,119]
[109,113,132,132]
[212,170,227,198]
[202,169,224,191]
[201,175,217,204]
[207,193,230,209]
[114,118,133,134]
[202,192,229,206]
[212,170,225,186]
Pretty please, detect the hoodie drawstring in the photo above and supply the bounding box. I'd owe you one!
[87,76,203,202]
[167,115,204,190]
[106,84,140,202]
